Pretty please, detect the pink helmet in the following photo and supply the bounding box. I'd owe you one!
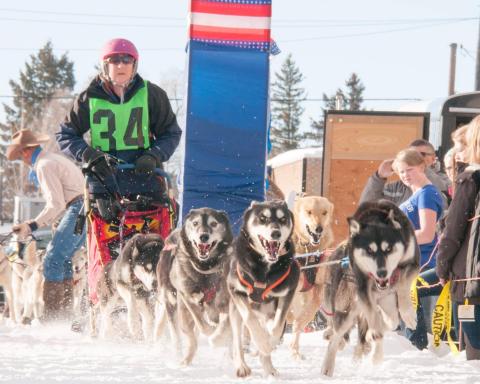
[100,38,139,61]
[100,38,139,86]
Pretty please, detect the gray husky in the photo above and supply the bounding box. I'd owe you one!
[94,233,163,341]
[227,200,300,378]
[321,199,419,377]
[156,207,233,366]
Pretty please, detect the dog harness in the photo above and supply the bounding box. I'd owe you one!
[200,278,221,305]
[296,250,326,292]
[236,262,292,303]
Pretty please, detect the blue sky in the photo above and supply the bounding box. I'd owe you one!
[0,0,478,127]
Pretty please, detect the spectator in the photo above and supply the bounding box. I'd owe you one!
[359,139,450,206]
[392,148,444,350]
[437,115,480,360]
[6,130,85,321]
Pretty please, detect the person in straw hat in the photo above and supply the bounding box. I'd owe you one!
[7,129,85,322]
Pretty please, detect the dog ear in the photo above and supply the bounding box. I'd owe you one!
[387,209,402,230]
[348,217,361,236]
[217,210,230,222]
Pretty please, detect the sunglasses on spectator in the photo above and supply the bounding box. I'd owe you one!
[106,55,135,65]
[419,151,435,157]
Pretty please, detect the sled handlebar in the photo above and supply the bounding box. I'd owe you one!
[116,164,170,181]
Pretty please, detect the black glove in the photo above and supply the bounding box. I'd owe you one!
[134,153,158,176]
[82,147,112,180]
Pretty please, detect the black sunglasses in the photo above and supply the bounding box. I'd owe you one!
[419,151,435,157]
[106,55,135,65]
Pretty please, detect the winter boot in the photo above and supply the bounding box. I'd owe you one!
[62,279,74,321]
[42,281,64,322]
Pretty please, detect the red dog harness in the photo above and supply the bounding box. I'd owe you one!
[236,263,292,302]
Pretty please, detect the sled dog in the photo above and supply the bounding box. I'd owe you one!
[287,195,334,359]
[227,200,299,377]
[0,246,15,322]
[156,208,233,366]
[95,233,163,341]
[321,199,419,376]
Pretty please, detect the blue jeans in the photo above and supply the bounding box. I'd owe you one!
[43,200,86,282]
[403,268,440,350]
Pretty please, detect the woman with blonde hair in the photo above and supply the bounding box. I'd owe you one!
[392,148,444,350]
[437,115,480,360]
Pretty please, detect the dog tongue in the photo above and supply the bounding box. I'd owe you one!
[198,243,211,255]
[267,241,279,257]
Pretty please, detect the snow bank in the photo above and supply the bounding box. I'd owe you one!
[268,147,323,169]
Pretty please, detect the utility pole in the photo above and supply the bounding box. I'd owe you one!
[475,14,480,90]
[448,43,457,96]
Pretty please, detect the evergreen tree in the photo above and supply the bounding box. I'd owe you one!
[3,41,75,128]
[345,72,365,111]
[302,117,324,146]
[0,42,75,221]
[306,74,365,146]
[270,53,306,155]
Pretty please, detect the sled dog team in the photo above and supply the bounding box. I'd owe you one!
[0,195,419,378]
[90,195,419,378]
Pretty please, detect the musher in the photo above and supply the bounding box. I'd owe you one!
[56,37,182,216]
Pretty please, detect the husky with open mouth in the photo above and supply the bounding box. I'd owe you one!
[321,199,419,377]
[155,207,233,366]
[227,200,299,378]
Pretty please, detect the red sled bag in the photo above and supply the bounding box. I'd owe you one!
[87,206,173,304]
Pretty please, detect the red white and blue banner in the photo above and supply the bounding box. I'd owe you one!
[181,0,272,232]
[189,0,272,51]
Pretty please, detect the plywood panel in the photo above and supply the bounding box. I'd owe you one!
[329,115,424,160]
[328,159,381,239]
[323,113,427,241]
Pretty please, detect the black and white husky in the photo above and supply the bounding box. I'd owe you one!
[156,207,233,366]
[321,199,420,376]
[94,233,163,341]
[227,200,299,378]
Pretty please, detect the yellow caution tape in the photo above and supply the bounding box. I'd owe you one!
[410,275,429,310]
[431,282,458,354]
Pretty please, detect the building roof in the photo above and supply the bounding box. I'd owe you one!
[268,147,323,168]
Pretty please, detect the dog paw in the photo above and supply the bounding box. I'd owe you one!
[323,327,333,340]
[21,317,32,325]
[264,367,279,378]
[236,364,252,378]
[321,364,334,377]
[180,358,193,367]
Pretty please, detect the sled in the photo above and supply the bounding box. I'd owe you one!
[81,162,176,304]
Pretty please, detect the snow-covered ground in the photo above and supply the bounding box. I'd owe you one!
[1,222,479,383]
[0,321,478,384]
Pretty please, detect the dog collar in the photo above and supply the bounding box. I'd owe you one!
[188,258,223,275]
[236,262,292,303]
